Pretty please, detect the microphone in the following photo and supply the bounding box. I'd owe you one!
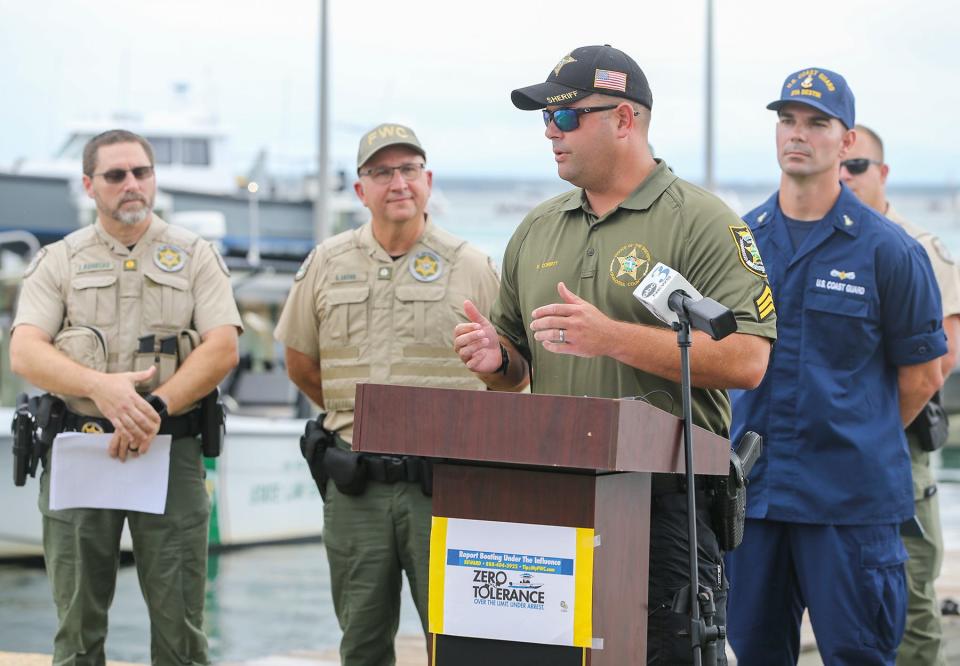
[633,263,737,340]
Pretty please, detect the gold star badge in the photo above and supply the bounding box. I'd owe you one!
[154,245,185,272]
[609,243,651,287]
[410,250,443,282]
[81,421,105,434]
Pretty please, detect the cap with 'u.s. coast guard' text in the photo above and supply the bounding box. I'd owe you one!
[511,44,653,111]
[766,67,855,130]
[356,123,426,170]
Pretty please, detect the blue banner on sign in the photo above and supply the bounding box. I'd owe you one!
[447,548,574,575]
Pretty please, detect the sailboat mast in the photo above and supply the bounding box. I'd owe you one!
[314,0,330,243]
[704,0,716,193]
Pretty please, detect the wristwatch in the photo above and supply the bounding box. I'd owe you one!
[495,343,510,376]
[145,393,169,420]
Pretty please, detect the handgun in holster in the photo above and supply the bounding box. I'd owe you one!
[12,394,36,486]
[12,393,66,487]
[300,415,337,500]
[199,387,225,458]
[711,431,762,551]
[907,391,949,452]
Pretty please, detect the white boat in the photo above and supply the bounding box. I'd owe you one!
[0,404,321,560]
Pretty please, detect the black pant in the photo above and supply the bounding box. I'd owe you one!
[647,492,728,665]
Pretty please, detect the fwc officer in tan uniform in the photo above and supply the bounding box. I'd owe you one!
[10,129,241,665]
[275,123,500,666]
[841,124,960,666]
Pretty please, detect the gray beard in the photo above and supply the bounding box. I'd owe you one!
[114,205,150,225]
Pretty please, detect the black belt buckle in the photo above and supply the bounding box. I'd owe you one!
[383,456,408,483]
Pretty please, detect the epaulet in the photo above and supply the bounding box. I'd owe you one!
[421,224,467,262]
[323,228,361,259]
[746,205,774,231]
[159,224,202,253]
[62,225,99,256]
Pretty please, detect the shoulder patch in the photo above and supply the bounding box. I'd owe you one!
[211,244,230,276]
[23,247,47,278]
[295,248,316,282]
[933,238,954,265]
[755,282,775,321]
[729,225,767,277]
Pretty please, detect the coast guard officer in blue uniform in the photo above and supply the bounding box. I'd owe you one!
[725,67,946,665]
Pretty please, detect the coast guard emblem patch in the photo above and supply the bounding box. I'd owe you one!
[609,243,651,287]
[410,251,443,282]
[729,226,766,277]
[154,245,186,272]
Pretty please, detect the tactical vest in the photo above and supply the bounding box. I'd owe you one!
[317,225,486,412]
[55,221,202,416]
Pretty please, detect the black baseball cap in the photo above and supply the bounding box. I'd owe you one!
[511,44,652,111]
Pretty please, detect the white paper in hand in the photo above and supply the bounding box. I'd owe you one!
[49,433,172,514]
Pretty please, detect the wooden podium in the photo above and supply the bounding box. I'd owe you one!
[353,383,729,666]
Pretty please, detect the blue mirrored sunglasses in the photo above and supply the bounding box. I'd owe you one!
[541,105,618,132]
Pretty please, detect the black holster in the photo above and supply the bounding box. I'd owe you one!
[324,446,368,497]
[199,388,225,457]
[907,391,949,452]
[711,431,762,551]
[300,416,336,500]
[11,393,66,487]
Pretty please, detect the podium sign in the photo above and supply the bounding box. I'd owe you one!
[429,517,595,647]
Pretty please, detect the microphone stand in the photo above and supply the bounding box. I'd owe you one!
[668,292,724,666]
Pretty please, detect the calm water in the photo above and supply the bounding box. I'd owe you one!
[0,540,425,661]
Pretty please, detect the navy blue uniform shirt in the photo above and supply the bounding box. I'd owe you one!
[731,183,945,525]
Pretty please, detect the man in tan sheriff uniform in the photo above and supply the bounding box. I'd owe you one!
[841,123,960,666]
[275,122,500,666]
[10,129,241,665]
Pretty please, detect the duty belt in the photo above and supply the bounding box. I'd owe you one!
[63,408,202,440]
[650,472,713,497]
[363,454,424,484]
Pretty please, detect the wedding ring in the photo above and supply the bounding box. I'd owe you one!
[558,329,566,344]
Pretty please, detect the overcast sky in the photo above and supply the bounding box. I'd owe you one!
[0,0,957,186]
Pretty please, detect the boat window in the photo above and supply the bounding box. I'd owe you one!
[182,138,210,166]
[147,137,173,165]
[57,134,94,160]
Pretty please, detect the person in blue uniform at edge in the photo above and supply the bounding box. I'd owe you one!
[725,67,947,666]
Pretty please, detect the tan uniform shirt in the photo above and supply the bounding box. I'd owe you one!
[13,215,242,415]
[274,218,500,443]
[886,204,960,318]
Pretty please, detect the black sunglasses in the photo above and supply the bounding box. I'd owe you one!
[840,158,882,175]
[542,105,619,132]
[93,166,155,184]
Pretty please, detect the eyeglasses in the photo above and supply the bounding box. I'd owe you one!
[840,158,882,175]
[542,105,620,132]
[358,163,426,184]
[93,166,155,184]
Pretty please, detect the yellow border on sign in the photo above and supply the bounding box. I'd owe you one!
[573,527,595,648]
[428,516,448,634]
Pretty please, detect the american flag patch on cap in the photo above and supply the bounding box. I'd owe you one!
[594,69,627,92]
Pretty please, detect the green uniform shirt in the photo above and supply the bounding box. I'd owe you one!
[491,160,778,435]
